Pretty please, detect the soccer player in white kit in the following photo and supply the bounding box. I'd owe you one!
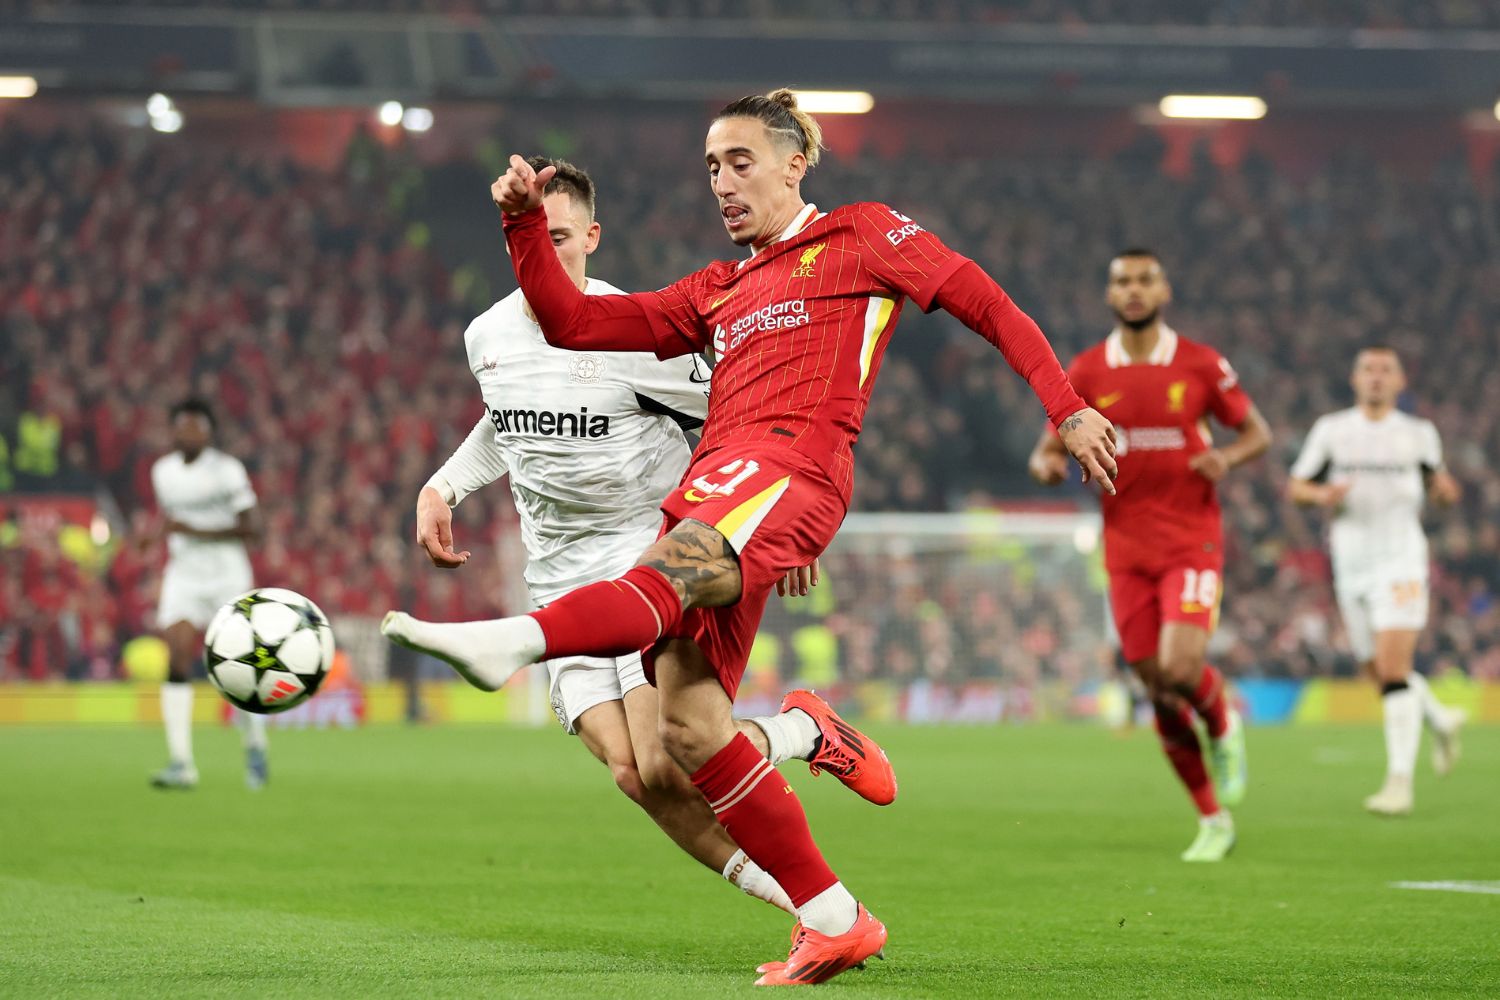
[148,399,269,790]
[1289,347,1464,815]
[398,158,847,915]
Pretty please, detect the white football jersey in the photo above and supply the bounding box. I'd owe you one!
[1290,407,1441,584]
[436,279,710,604]
[150,447,257,582]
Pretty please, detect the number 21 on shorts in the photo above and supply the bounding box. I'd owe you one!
[1179,568,1220,613]
[684,458,760,502]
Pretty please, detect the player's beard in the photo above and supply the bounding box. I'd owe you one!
[1114,307,1159,332]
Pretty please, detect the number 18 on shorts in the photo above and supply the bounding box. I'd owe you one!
[1109,565,1222,663]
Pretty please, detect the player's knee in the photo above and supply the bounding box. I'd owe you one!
[607,758,648,805]
[657,714,709,772]
[635,746,687,796]
[1158,654,1201,690]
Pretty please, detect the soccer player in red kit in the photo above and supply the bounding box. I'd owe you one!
[384,89,1117,984]
[1030,249,1271,862]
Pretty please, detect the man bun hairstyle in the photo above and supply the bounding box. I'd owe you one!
[527,155,596,219]
[715,88,825,169]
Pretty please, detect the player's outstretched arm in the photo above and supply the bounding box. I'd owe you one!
[417,416,509,568]
[494,156,699,359]
[1188,404,1272,482]
[933,261,1117,493]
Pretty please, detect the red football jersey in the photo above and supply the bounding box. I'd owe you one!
[635,202,968,502]
[1065,327,1252,573]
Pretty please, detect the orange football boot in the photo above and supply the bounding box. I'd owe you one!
[755,924,797,975]
[780,689,898,805]
[753,904,887,987]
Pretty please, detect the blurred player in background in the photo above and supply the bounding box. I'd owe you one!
[386,89,1115,985]
[403,156,886,919]
[1289,347,1464,816]
[1031,249,1271,862]
[147,399,268,790]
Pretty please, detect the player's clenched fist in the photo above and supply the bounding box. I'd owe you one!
[1058,407,1118,495]
[416,486,471,569]
[491,154,557,216]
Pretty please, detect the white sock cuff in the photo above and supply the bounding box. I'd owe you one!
[796,881,858,936]
[722,848,750,883]
[749,717,795,767]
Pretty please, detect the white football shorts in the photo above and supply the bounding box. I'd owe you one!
[1336,574,1429,664]
[546,652,650,735]
[157,567,254,631]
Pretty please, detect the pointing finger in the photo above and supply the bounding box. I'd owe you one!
[1092,457,1117,495]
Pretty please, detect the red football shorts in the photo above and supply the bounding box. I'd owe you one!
[644,446,847,700]
[1108,564,1223,664]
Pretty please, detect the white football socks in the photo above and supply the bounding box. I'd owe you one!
[749,708,822,767]
[1403,672,1450,733]
[161,682,194,766]
[722,849,795,915]
[797,881,859,936]
[237,709,269,751]
[381,612,545,691]
[1382,683,1421,780]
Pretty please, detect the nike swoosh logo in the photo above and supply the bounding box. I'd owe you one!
[709,288,738,311]
[1095,391,1124,409]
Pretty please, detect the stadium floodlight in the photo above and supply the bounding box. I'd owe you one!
[790,90,875,114]
[1159,95,1267,120]
[0,76,38,99]
[378,100,404,126]
[145,93,183,132]
[150,109,184,133]
[402,107,434,132]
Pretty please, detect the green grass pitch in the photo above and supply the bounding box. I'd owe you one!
[1,721,1497,998]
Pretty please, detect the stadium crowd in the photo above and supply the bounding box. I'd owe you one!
[8,0,1498,30]
[2,113,1497,687]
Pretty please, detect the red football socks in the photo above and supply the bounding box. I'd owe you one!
[1154,702,1220,817]
[1185,665,1230,740]
[691,733,839,907]
[529,565,683,659]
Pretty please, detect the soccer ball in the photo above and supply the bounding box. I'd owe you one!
[204,588,335,714]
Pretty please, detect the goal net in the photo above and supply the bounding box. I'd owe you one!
[737,510,1115,720]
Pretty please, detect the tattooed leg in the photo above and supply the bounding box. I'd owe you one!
[638,518,744,610]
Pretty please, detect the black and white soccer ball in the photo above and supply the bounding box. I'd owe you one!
[204,588,335,714]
